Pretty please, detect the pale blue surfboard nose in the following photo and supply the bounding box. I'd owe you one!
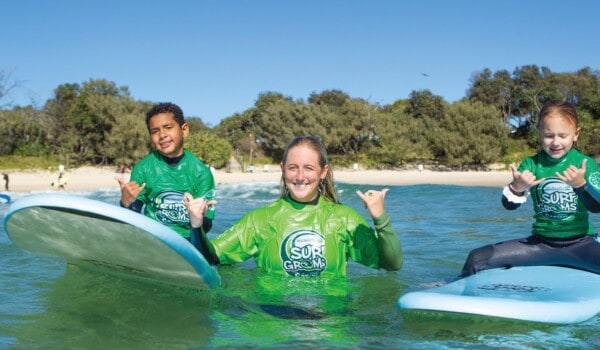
[397,265,600,324]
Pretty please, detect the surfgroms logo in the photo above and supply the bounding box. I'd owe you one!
[589,172,600,189]
[535,178,577,220]
[151,191,188,225]
[280,230,327,277]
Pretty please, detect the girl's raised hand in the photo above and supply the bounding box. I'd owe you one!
[556,158,587,188]
[510,164,543,192]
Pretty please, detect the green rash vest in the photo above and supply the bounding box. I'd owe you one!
[211,195,399,278]
[518,148,600,238]
[129,150,216,238]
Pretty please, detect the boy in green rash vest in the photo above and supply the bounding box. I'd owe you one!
[184,135,403,278]
[461,100,600,277]
[116,102,216,247]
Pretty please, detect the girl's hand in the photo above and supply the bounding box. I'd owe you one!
[356,188,389,219]
[510,164,543,193]
[556,158,587,188]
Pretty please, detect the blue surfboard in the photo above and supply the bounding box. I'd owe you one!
[3,193,220,289]
[397,266,600,324]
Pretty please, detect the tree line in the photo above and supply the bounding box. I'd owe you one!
[1,65,599,170]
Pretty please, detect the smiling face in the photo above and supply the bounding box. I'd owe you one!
[148,112,189,158]
[281,144,329,202]
[539,113,579,159]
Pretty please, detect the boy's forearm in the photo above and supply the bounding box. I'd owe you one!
[190,227,220,265]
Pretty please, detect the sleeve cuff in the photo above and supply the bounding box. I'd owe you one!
[373,212,391,229]
[502,185,528,204]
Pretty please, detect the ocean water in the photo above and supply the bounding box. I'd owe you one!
[1,181,599,349]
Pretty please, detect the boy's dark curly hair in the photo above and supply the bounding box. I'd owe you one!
[145,102,185,130]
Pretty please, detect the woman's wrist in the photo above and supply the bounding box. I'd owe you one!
[373,212,390,229]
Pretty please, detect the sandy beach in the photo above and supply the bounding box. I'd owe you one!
[0,166,512,193]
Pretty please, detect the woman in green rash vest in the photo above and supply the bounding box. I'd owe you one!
[184,135,403,278]
[461,100,600,277]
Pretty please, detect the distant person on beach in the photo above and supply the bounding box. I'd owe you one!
[52,172,67,190]
[116,102,216,244]
[185,135,403,277]
[51,166,68,191]
[461,100,600,277]
[2,173,8,191]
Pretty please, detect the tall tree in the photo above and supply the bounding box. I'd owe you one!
[104,100,150,166]
[43,83,81,164]
[0,68,22,108]
[431,101,508,167]
[405,89,446,120]
[74,79,133,164]
[0,107,49,156]
[254,91,294,111]
[186,130,233,168]
[364,109,429,167]
[255,98,325,160]
[468,68,513,123]
[308,89,351,108]
[511,65,557,120]
[215,109,261,161]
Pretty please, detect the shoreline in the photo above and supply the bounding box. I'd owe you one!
[0,166,511,193]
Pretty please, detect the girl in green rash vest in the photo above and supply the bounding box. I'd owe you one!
[184,135,403,278]
[461,100,600,277]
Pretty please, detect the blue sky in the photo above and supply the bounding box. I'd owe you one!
[3,0,599,126]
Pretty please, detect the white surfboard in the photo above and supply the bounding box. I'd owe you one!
[397,266,600,324]
[3,193,220,289]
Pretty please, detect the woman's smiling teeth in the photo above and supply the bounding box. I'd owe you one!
[292,181,309,188]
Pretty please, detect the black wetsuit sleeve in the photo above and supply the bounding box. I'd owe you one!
[574,183,600,213]
[202,218,213,234]
[120,199,144,213]
[501,195,522,210]
[190,227,220,265]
